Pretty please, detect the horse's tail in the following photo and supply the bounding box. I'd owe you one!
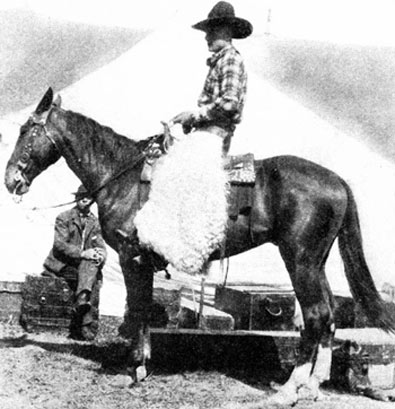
[338,180,395,333]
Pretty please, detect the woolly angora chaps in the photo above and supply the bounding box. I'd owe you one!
[134,132,228,275]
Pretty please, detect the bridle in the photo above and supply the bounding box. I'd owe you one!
[13,110,59,193]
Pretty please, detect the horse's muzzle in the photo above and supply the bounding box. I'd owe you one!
[4,165,30,196]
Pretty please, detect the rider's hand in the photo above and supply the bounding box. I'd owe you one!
[147,142,162,158]
[170,111,199,134]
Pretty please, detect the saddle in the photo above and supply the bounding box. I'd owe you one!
[224,153,256,185]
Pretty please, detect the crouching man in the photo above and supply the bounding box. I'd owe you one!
[42,185,107,340]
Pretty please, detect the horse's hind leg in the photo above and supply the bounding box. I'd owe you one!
[271,234,337,404]
[298,271,335,400]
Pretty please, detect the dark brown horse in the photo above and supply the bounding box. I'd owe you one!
[5,88,395,405]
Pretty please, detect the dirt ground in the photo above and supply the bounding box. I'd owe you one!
[0,319,394,409]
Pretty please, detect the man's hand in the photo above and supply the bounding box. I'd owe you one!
[92,247,105,265]
[81,248,105,265]
[81,248,97,260]
[170,111,198,134]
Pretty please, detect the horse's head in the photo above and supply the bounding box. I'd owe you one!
[4,87,62,196]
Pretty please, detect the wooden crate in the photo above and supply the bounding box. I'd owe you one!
[0,281,23,323]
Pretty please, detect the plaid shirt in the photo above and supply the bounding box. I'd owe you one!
[197,44,247,129]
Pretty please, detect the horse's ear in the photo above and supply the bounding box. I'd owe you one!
[35,87,54,115]
[53,94,62,108]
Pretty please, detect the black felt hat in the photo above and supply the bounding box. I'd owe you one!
[192,2,253,39]
[73,184,91,199]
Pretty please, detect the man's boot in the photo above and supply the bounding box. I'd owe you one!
[74,290,91,316]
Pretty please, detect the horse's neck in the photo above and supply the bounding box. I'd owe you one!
[49,108,141,191]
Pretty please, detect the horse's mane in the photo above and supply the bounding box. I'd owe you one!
[63,109,157,165]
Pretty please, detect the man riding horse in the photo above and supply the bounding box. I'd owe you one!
[172,1,252,154]
[133,2,253,274]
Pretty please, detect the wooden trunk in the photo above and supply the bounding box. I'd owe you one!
[21,276,183,332]
[215,285,298,331]
[20,275,75,331]
[215,285,357,331]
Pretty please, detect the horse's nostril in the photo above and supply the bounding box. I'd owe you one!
[14,171,22,182]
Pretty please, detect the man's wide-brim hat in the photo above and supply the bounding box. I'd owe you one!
[73,184,91,199]
[192,1,253,39]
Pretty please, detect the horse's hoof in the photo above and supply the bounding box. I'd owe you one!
[267,390,298,406]
[298,378,325,401]
[269,381,282,391]
[128,365,148,384]
[110,374,133,388]
[136,365,147,382]
[297,386,318,401]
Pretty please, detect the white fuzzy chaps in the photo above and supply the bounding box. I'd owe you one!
[134,131,228,275]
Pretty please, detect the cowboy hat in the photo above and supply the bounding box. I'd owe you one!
[192,2,253,39]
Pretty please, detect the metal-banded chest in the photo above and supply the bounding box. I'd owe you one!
[20,275,74,331]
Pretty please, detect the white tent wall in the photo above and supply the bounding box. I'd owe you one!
[1,1,395,317]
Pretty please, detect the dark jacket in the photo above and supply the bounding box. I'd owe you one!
[44,206,106,274]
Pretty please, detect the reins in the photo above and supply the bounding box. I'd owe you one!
[29,136,161,211]
[83,129,169,199]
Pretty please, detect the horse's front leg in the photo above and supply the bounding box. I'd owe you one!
[118,243,153,383]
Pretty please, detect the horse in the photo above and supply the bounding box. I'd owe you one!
[5,88,395,405]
